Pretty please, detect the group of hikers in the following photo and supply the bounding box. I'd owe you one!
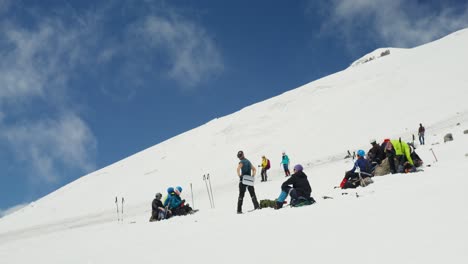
[258,151,291,182]
[236,150,315,213]
[340,124,425,189]
[149,186,195,222]
[151,124,426,219]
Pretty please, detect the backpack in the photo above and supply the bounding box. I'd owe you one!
[291,197,316,207]
[266,159,271,170]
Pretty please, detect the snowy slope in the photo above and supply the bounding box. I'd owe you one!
[1,28,468,264]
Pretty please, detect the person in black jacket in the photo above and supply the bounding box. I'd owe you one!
[275,164,312,209]
[368,139,385,165]
[150,193,166,222]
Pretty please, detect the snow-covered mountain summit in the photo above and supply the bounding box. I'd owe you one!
[1,28,468,264]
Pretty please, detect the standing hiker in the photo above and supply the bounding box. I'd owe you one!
[280,152,290,177]
[275,164,314,209]
[418,123,425,145]
[236,150,260,214]
[260,155,271,182]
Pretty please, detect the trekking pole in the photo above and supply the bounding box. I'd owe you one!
[203,174,213,208]
[356,166,366,187]
[121,197,125,222]
[430,148,438,162]
[115,196,119,222]
[190,183,195,209]
[207,173,215,208]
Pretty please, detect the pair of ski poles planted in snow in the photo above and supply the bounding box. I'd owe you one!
[115,196,125,222]
[203,173,215,208]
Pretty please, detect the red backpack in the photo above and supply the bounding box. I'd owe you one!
[266,159,271,169]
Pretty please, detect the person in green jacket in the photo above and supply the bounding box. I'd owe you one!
[390,139,414,172]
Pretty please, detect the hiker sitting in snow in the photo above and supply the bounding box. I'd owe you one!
[368,139,385,166]
[275,164,314,209]
[165,186,193,216]
[150,192,167,222]
[340,150,373,189]
[382,139,397,174]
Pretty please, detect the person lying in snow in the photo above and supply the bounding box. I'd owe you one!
[340,150,373,189]
[275,164,315,209]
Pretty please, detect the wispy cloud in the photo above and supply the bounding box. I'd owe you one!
[0,11,98,184]
[0,203,27,218]
[314,0,468,49]
[129,14,224,88]
[0,1,222,189]
[0,113,97,183]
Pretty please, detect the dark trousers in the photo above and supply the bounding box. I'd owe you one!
[261,168,268,181]
[283,164,290,176]
[237,182,259,212]
[282,186,299,200]
[387,152,397,174]
[343,171,370,189]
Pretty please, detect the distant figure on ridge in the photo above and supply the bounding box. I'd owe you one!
[280,152,290,177]
[236,150,260,214]
[418,123,425,145]
[259,155,271,182]
[275,164,315,209]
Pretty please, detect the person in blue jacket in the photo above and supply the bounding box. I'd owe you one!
[165,186,184,209]
[280,152,290,176]
[164,186,193,216]
[340,149,372,189]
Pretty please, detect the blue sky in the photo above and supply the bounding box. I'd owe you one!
[1,0,467,216]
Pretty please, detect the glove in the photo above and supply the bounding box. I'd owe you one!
[339,178,348,189]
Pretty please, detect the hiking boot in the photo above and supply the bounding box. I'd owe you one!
[274,201,283,210]
[237,211,243,214]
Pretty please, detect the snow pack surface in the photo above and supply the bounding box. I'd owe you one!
[1,28,468,264]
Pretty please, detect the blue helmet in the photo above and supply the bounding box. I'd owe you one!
[176,186,182,192]
[167,187,174,194]
[357,149,365,157]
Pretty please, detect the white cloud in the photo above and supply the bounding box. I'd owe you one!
[0,203,27,218]
[0,9,99,185]
[130,14,224,88]
[0,113,97,183]
[0,17,94,102]
[315,0,468,48]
